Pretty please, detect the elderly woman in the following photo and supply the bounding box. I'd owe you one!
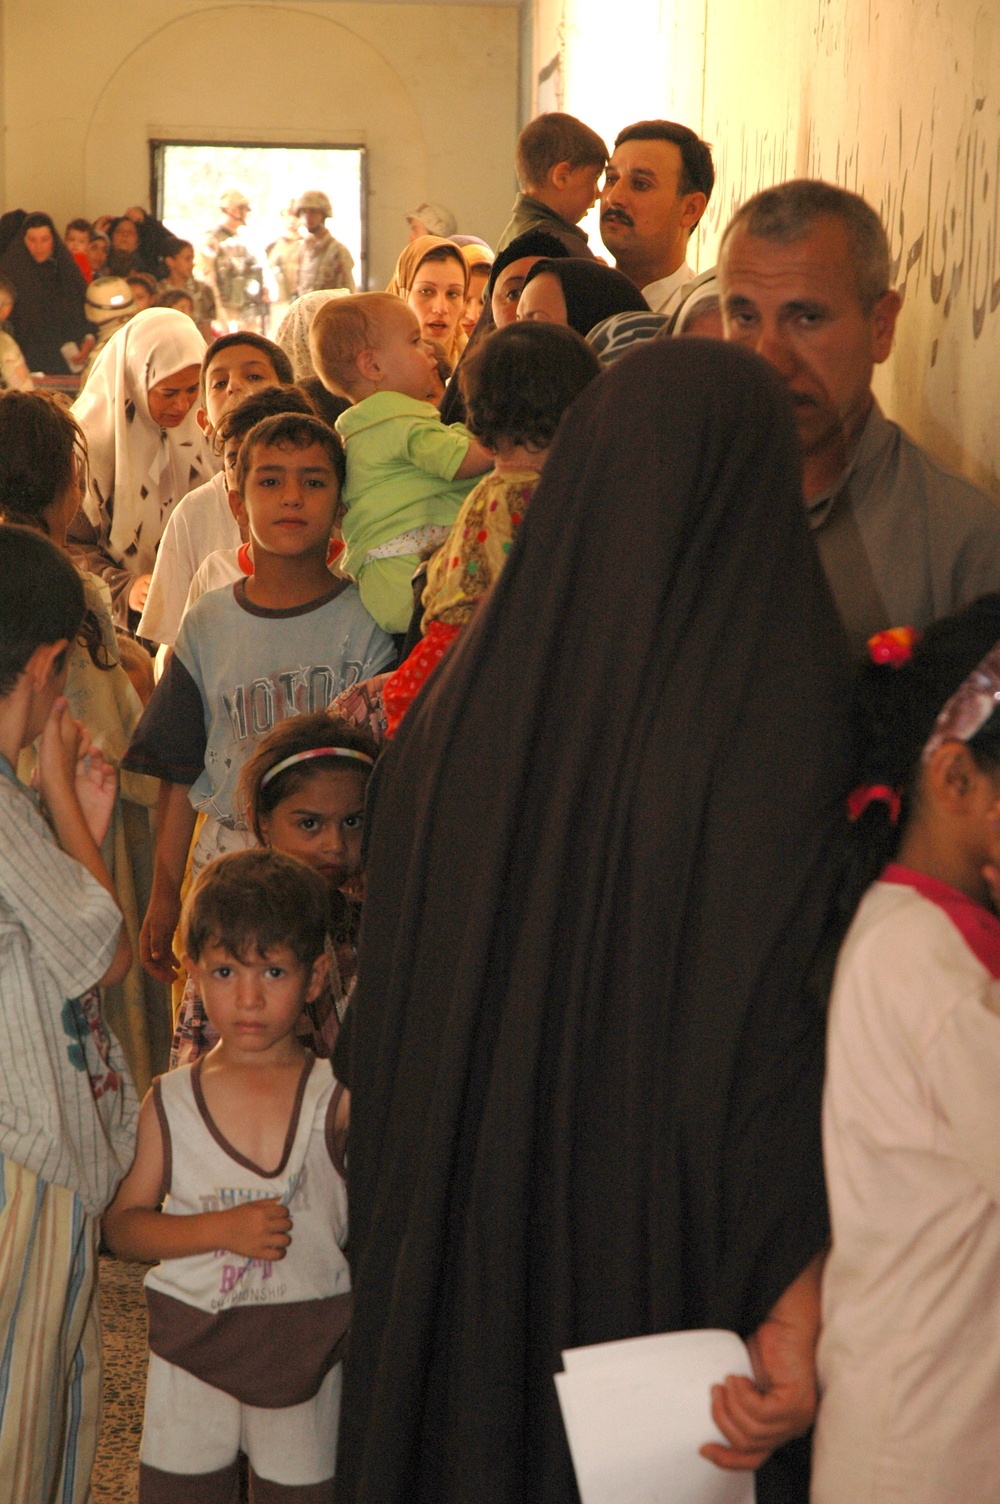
[334,338,854,1504]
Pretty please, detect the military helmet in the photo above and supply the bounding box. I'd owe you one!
[85,276,136,326]
[295,190,332,218]
[219,188,251,213]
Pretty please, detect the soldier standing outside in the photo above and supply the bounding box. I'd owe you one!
[294,190,356,295]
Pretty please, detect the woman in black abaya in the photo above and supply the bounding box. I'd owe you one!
[336,340,854,1504]
[0,212,91,374]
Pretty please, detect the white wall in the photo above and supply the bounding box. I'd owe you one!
[531,0,1000,498]
[0,0,519,288]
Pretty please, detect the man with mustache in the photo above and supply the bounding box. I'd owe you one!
[719,179,1000,654]
[600,120,714,315]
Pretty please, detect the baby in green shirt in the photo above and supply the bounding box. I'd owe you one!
[311,293,491,634]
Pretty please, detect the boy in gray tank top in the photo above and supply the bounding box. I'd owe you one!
[103,848,351,1501]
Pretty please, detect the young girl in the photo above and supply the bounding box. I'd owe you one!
[0,391,165,1091]
[381,320,601,734]
[171,712,378,1066]
[813,598,1000,1503]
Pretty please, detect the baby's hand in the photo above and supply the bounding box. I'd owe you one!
[217,1199,292,1261]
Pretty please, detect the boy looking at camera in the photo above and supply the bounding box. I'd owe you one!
[123,413,395,986]
[104,848,351,1502]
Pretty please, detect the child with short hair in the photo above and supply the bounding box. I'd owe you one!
[382,321,601,733]
[310,292,491,633]
[813,598,1000,1502]
[103,847,350,1502]
[497,111,608,255]
[172,711,377,1066]
[123,412,395,988]
[0,523,136,1503]
[137,331,295,645]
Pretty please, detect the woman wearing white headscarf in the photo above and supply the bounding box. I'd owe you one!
[69,307,216,629]
[274,288,351,380]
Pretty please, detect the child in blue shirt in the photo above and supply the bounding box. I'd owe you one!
[124,412,395,985]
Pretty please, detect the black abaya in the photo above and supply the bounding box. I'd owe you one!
[338,340,854,1504]
[0,213,89,374]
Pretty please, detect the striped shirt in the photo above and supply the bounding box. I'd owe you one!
[0,758,138,1215]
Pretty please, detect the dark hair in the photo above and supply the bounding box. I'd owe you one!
[0,524,85,697]
[181,848,329,968]
[154,287,194,312]
[110,216,140,246]
[203,331,294,388]
[460,323,601,452]
[613,120,715,201]
[0,277,14,305]
[65,218,93,238]
[719,180,891,314]
[515,112,608,189]
[234,412,346,493]
[125,271,156,296]
[297,377,350,428]
[216,384,316,456]
[413,244,467,279]
[844,594,1000,918]
[237,712,379,841]
[162,237,194,260]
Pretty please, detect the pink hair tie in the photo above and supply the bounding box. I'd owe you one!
[847,784,901,825]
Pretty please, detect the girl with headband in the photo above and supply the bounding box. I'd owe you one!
[815,593,1000,1502]
[170,713,378,1067]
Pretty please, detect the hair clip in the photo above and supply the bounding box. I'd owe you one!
[867,626,918,667]
[847,784,901,825]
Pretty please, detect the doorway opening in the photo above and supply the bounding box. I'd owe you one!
[150,140,367,325]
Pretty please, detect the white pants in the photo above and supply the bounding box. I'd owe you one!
[139,1351,341,1485]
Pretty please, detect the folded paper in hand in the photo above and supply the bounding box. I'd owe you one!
[555,1328,756,1504]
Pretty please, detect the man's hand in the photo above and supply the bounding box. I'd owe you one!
[700,1311,818,1472]
[216,1199,292,1260]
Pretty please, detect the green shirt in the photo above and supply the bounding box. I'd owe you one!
[335,392,477,577]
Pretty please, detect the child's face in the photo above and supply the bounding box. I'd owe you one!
[129,281,154,311]
[407,256,466,348]
[559,163,603,224]
[166,245,195,281]
[88,239,108,273]
[371,305,438,402]
[189,941,326,1056]
[259,766,366,891]
[147,364,201,427]
[65,228,90,255]
[204,345,281,428]
[461,267,490,338]
[237,439,339,558]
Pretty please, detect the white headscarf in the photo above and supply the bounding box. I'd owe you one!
[73,307,215,574]
[275,289,351,380]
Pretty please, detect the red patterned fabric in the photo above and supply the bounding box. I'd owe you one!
[383,621,461,737]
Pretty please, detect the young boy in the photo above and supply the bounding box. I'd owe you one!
[311,293,491,633]
[138,332,296,646]
[0,277,33,391]
[496,111,608,255]
[104,848,351,1501]
[0,524,136,1503]
[124,412,394,985]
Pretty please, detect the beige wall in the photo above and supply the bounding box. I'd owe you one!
[531,0,1000,497]
[0,0,519,289]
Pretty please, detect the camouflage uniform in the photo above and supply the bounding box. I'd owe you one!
[296,229,355,295]
[199,224,265,331]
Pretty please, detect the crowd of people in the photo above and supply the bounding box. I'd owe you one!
[1,107,1000,1504]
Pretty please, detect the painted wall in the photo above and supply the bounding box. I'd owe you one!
[0,0,519,289]
[531,0,1000,497]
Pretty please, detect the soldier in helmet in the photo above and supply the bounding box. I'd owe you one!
[294,189,355,295]
[199,189,266,331]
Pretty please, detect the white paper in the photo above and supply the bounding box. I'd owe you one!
[555,1328,756,1504]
